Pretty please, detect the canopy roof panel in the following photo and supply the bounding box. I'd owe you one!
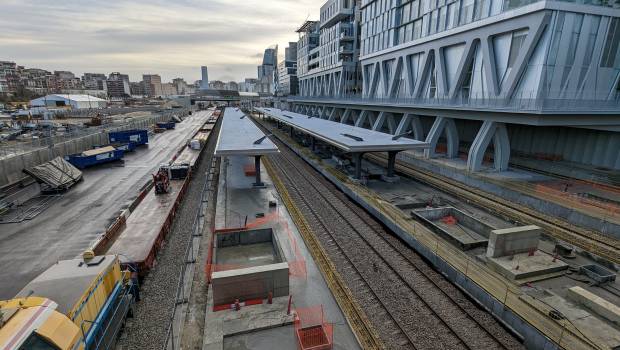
[257,108,429,153]
[215,108,278,156]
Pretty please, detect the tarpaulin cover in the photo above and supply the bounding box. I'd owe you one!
[23,156,82,191]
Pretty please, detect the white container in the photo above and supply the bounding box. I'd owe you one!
[190,139,201,150]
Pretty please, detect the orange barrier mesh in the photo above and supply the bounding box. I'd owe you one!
[206,208,307,279]
[294,305,333,350]
[244,164,256,176]
[441,215,458,225]
[533,180,620,215]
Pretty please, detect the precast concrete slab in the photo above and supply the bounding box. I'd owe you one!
[486,250,568,282]
[203,290,295,350]
[487,225,541,258]
[412,206,498,250]
[206,154,360,350]
[523,290,620,349]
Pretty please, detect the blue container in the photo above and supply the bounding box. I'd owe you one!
[156,121,176,130]
[65,149,125,169]
[108,129,149,146]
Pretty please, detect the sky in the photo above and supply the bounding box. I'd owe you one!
[0,0,321,83]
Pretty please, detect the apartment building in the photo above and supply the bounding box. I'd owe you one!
[142,74,162,97]
[297,0,362,97]
[107,72,131,98]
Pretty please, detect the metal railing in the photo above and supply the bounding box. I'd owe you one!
[288,92,620,114]
[162,156,218,350]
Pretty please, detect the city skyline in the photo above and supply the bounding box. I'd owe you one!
[0,0,321,82]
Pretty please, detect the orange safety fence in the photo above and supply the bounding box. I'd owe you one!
[294,305,333,350]
[205,207,307,282]
[441,215,458,225]
[244,164,257,176]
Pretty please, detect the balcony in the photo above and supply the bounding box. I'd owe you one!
[339,46,354,55]
[320,0,354,29]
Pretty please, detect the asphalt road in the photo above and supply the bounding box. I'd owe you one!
[0,110,211,299]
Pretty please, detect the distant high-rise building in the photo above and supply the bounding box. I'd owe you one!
[142,74,162,97]
[200,66,209,90]
[276,42,299,96]
[257,45,278,94]
[82,73,107,91]
[107,72,130,98]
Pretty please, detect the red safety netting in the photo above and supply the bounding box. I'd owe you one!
[294,305,333,350]
[205,207,307,282]
[244,164,256,176]
[441,215,458,225]
[533,180,620,215]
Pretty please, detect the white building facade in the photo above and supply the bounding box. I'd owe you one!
[290,0,620,172]
[297,0,362,97]
[30,94,108,109]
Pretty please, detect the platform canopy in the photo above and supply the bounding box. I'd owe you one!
[215,107,279,156]
[257,108,429,153]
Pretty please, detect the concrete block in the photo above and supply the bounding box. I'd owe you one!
[567,287,620,326]
[487,225,541,258]
[486,250,568,281]
[211,262,289,305]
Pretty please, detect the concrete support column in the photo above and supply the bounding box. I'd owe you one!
[372,112,386,131]
[311,137,316,151]
[341,109,352,124]
[254,156,264,187]
[387,151,398,177]
[290,126,294,138]
[394,114,424,140]
[328,108,338,121]
[321,107,329,119]
[352,152,365,179]
[467,121,510,172]
[355,110,370,127]
[424,117,459,159]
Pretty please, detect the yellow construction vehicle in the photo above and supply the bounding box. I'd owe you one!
[0,254,137,350]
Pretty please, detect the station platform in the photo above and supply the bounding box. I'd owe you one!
[256,114,620,350]
[203,154,360,350]
[394,151,620,239]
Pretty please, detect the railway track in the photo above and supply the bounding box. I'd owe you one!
[264,134,524,349]
[367,153,620,265]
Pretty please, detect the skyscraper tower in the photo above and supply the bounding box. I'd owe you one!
[200,66,209,90]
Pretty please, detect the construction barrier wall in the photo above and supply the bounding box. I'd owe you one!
[0,114,170,188]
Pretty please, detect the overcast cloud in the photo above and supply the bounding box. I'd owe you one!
[0,0,321,82]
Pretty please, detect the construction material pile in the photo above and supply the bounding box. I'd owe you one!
[23,156,82,193]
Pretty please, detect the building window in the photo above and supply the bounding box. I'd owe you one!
[601,18,620,68]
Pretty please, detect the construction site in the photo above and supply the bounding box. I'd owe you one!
[0,103,617,350]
